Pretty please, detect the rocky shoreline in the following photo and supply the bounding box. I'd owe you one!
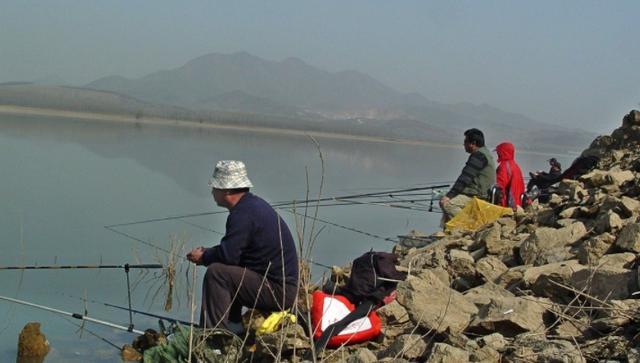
[250,110,640,363]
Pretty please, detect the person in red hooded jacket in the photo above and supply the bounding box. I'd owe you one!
[495,142,526,209]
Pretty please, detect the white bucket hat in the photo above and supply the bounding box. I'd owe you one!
[208,160,253,189]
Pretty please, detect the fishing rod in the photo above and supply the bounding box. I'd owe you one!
[271,184,450,209]
[0,295,144,335]
[104,184,450,228]
[0,262,164,331]
[0,263,163,270]
[62,293,194,326]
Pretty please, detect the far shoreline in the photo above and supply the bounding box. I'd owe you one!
[0,105,573,157]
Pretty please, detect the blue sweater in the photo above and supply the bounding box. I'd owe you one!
[202,193,299,286]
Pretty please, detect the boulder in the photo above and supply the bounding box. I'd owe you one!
[478,333,507,351]
[580,335,629,362]
[522,259,585,288]
[396,274,478,335]
[621,196,640,215]
[535,208,557,226]
[580,169,610,187]
[607,169,635,186]
[475,256,508,283]
[497,217,516,236]
[519,223,587,265]
[576,233,615,264]
[255,323,310,355]
[622,109,640,127]
[467,296,547,337]
[470,346,500,363]
[553,318,589,338]
[426,343,469,363]
[346,348,378,363]
[463,282,515,308]
[504,335,585,363]
[598,252,637,268]
[377,300,410,325]
[594,210,623,234]
[600,195,640,218]
[569,265,637,300]
[495,266,528,290]
[591,299,640,332]
[380,334,427,361]
[616,223,640,253]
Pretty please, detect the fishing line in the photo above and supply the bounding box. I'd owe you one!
[103,184,450,228]
[62,317,121,351]
[281,209,399,244]
[105,226,185,261]
[178,219,224,235]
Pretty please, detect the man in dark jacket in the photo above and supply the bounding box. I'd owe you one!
[439,128,496,227]
[186,160,298,332]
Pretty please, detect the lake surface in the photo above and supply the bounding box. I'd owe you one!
[0,113,577,361]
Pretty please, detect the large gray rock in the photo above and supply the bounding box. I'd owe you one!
[598,252,637,267]
[426,343,469,363]
[346,348,378,363]
[600,195,640,218]
[504,335,585,363]
[594,210,623,234]
[607,169,635,186]
[579,169,610,187]
[569,265,637,300]
[467,296,547,337]
[616,223,640,253]
[463,282,515,308]
[470,346,500,363]
[475,256,508,283]
[622,109,640,127]
[576,233,615,264]
[519,223,587,265]
[396,274,478,335]
[522,259,585,288]
[377,300,410,325]
[380,334,427,361]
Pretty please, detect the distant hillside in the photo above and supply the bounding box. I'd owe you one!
[85,52,595,152]
[0,84,457,143]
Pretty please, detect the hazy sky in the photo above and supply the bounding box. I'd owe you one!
[1,1,638,133]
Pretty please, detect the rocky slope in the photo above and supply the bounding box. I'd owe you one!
[249,110,640,363]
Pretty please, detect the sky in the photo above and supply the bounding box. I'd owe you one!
[1,1,639,133]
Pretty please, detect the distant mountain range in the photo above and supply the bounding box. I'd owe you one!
[0,52,595,152]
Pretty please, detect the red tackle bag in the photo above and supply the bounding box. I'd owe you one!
[310,291,382,348]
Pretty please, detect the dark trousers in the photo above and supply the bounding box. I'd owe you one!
[200,263,297,330]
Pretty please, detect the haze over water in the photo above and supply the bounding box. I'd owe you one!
[0,114,573,361]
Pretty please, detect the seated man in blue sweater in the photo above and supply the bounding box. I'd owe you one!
[186,160,299,332]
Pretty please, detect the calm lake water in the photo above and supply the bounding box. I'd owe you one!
[0,113,576,361]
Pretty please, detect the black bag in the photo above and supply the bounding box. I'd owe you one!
[340,251,407,304]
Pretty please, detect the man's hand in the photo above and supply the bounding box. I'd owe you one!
[439,196,450,209]
[187,247,206,265]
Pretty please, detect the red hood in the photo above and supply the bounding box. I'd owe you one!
[496,142,515,162]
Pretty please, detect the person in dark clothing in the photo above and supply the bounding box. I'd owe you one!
[186,160,299,332]
[440,128,496,227]
[527,158,562,192]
